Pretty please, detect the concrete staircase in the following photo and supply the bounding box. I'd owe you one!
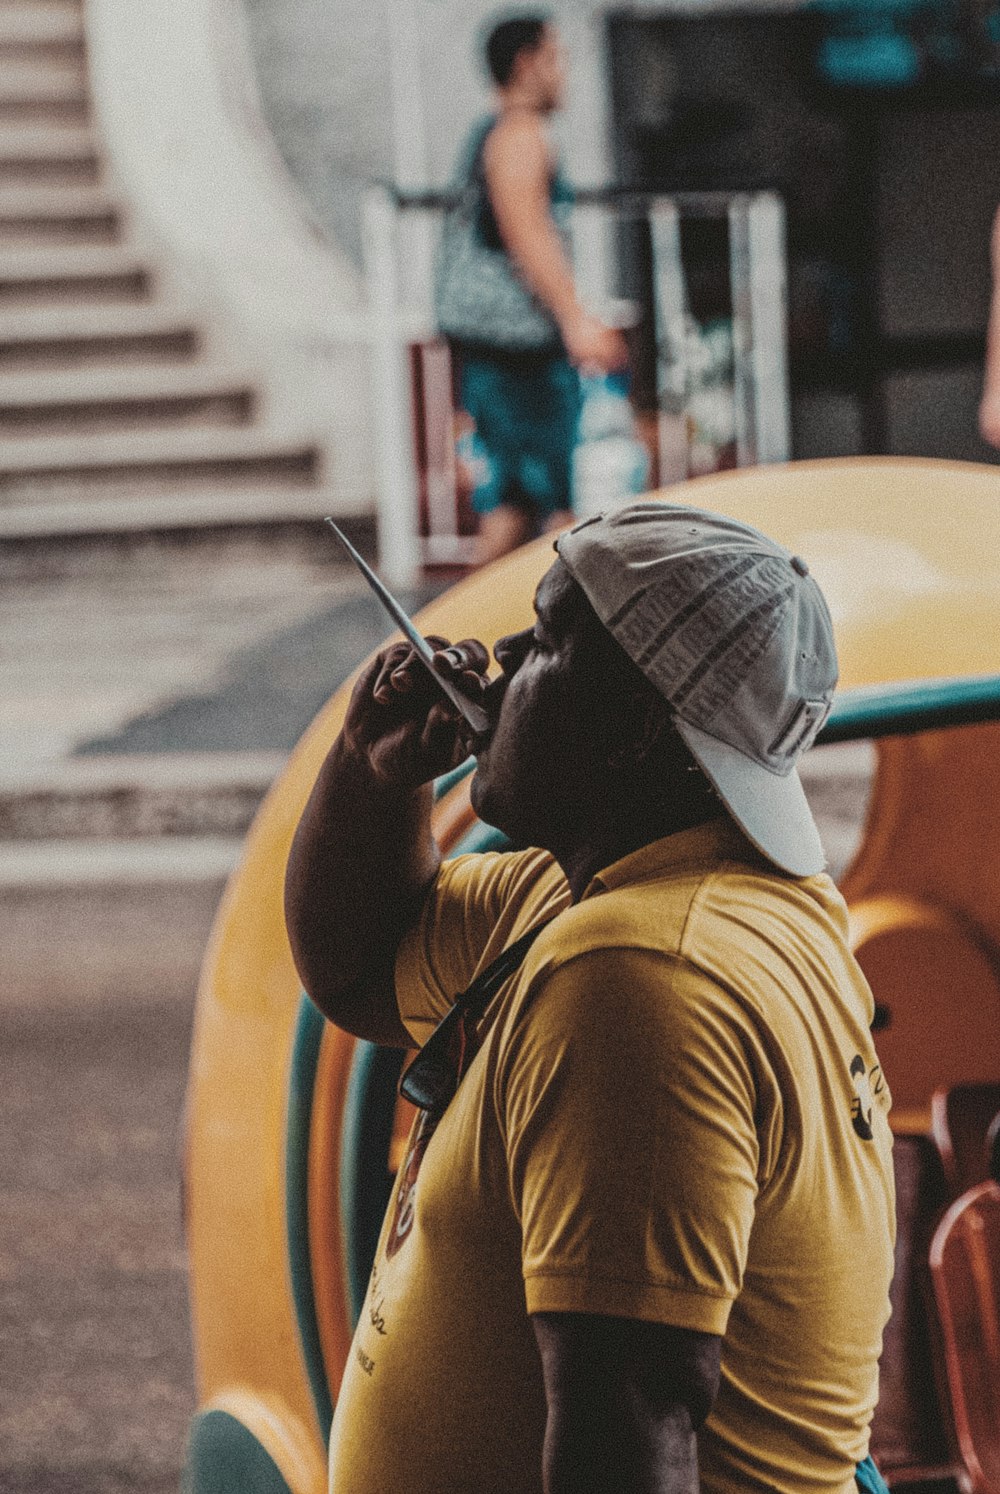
[0,0,371,1004]
[0,0,333,550]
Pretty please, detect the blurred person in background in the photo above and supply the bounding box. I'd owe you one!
[436,13,627,566]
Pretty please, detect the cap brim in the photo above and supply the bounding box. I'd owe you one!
[674,718,826,878]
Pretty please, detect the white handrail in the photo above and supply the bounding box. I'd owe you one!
[362,187,422,587]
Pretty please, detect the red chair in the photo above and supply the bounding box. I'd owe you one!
[931,1085,1000,1201]
[928,1181,1000,1494]
[987,1114,1000,1186]
[871,1136,955,1485]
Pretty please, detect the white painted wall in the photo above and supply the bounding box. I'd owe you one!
[86,0,375,511]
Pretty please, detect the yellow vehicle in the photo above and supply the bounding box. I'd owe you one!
[182,457,1000,1494]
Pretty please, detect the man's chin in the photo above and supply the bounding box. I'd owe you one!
[468,763,488,819]
[469,764,508,837]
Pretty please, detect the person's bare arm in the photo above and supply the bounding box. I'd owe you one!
[532,1313,721,1494]
[484,114,626,372]
[284,638,489,1044]
[980,207,1000,447]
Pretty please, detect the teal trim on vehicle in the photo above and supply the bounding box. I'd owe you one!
[450,819,511,855]
[433,756,476,799]
[285,996,334,1441]
[336,810,512,1320]
[182,1410,293,1494]
[820,674,1000,743]
[340,1041,404,1326]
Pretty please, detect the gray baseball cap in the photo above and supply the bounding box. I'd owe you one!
[556,502,838,877]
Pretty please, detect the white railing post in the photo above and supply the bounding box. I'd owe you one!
[748,192,791,465]
[385,0,435,321]
[649,200,690,485]
[362,185,421,587]
[728,193,757,468]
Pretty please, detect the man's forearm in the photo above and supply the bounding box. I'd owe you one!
[284,734,439,1021]
[532,1313,716,1494]
[502,211,581,329]
[483,122,581,331]
[542,1400,699,1494]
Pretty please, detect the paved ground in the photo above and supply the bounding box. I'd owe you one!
[1,993,195,1494]
[2,539,445,767]
[1,539,450,1494]
[76,574,446,758]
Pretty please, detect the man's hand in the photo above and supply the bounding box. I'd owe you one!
[342,636,492,789]
[284,634,491,1038]
[559,309,629,375]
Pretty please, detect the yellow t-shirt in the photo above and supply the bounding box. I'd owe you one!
[327,819,895,1494]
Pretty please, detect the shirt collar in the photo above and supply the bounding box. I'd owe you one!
[582,816,754,900]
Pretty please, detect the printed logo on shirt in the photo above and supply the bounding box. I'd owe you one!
[367,1264,388,1337]
[849,1054,885,1141]
[385,1108,436,1258]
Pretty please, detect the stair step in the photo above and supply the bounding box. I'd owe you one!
[0,242,145,276]
[0,182,111,216]
[0,122,98,183]
[0,56,88,99]
[0,752,284,840]
[0,4,84,50]
[0,426,320,498]
[0,362,257,433]
[0,98,89,126]
[0,57,88,124]
[0,244,149,302]
[0,485,342,542]
[0,124,95,155]
[0,303,199,367]
[0,834,243,889]
[0,182,118,242]
[0,152,97,184]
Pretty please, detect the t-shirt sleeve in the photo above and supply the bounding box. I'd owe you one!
[500,947,766,1336]
[394,848,557,1046]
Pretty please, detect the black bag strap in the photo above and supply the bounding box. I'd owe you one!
[457,916,557,1021]
[398,915,558,1112]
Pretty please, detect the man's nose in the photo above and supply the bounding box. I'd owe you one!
[494,628,532,677]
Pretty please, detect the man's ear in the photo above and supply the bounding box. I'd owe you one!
[634,693,669,764]
[607,692,668,768]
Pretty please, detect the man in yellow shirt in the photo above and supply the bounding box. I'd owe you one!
[285,503,895,1494]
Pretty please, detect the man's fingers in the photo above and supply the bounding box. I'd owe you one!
[432,638,491,678]
[371,643,417,703]
[369,636,489,711]
[419,700,464,760]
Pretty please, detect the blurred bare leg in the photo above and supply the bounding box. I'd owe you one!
[474,505,535,566]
